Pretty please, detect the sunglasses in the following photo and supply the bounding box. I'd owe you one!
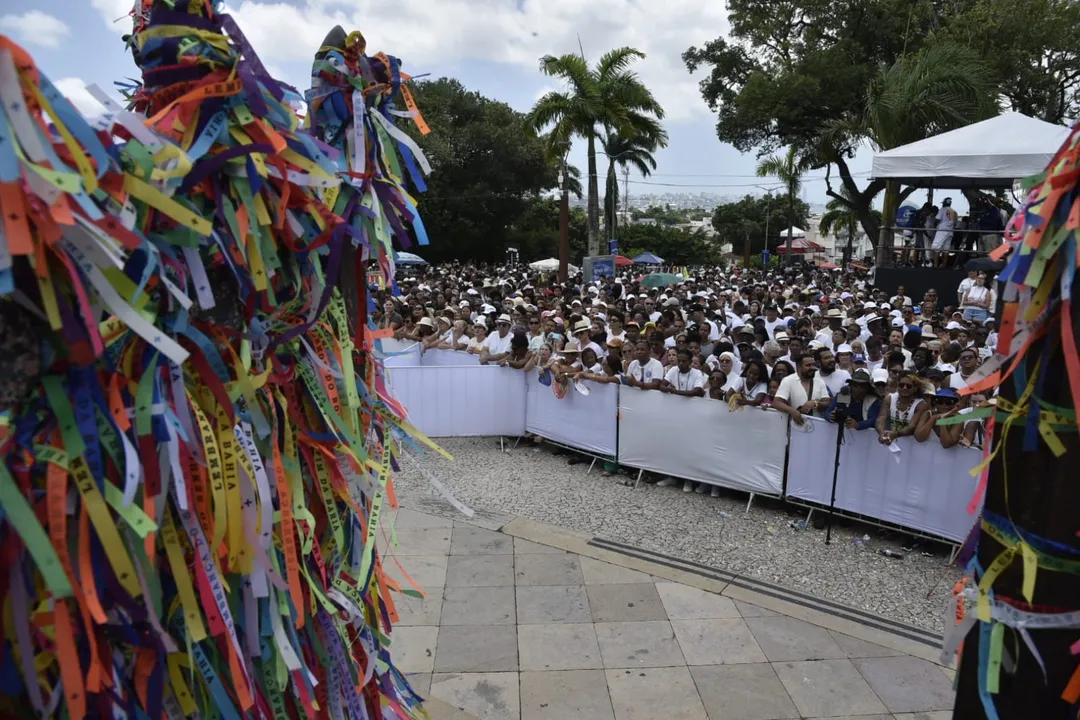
[898,382,916,389]
[934,397,958,405]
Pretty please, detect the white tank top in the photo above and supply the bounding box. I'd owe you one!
[887,392,923,431]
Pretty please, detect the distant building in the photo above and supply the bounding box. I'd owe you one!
[633,218,658,226]
[806,213,873,262]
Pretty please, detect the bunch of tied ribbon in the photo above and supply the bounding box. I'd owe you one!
[938,124,1080,716]
[0,0,447,716]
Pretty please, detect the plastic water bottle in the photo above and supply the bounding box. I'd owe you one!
[879,549,905,559]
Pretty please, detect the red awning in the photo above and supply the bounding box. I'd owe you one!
[615,255,633,267]
[775,238,825,254]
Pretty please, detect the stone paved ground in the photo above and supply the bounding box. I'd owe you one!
[381,507,957,720]
[393,438,963,635]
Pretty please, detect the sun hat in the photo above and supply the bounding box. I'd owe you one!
[496,314,512,325]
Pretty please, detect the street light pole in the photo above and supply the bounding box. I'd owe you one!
[754,185,774,267]
[559,156,569,283]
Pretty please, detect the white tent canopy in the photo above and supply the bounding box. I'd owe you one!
[529,257,579,273]
[871,112,1071,188]
[778,227,806,238]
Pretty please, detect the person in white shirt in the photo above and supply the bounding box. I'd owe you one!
[931,197,957,267]
[480,314,514,363]
[625,339,664,389]
[467,320,489,354]
[763,305,784,339]
[816,348,851,397]
[572,319,605,359]
[773,354,830,425]
[945,346,979,390]
[889,286,912,308]
[957,270,977,305]
[661,348,706,397]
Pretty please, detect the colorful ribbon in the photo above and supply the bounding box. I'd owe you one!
[0,3,442,718]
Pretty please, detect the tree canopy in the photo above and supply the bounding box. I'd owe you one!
[618,224,722,267]
[711,193,811,258]
[404,78,559,263]
[527,48,666,256]
[683,0,1078,249]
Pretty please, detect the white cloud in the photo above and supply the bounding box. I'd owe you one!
[91,0,136,34]
[0,11,71,48]
[54,78,106,118]
[208,0,725,122]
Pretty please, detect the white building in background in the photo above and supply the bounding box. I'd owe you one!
[806,213,873,262]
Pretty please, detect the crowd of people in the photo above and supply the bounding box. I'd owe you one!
[377,261,994,495]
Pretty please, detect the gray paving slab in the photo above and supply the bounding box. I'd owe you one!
[518,622,603,671]
[451,526,514,555]
[434,625,519,673]
[689,664,799,720]
[520,670,614,720]
[517,585,593,624]
[772,659,889,718]
[594,621,686,669]
[514,553,584,586]
[605,666,707,720]
[430,672,520,720]
[586,582,668,622]
[446,554,515,587]
[440,586,516,626]
[745,615,848,662]
[854,655,957,713]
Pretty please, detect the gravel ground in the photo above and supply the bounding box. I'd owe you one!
[392,437,962,634]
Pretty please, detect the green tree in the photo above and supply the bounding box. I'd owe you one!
[405,78,559,263]
[755,146,813,264]
[618,224,720,266]
[527,48,666,257]
[507,199,588,262]
[601,129,661,245]
[711,193,810,261]
[818,188,882,264]
[933,0,1080,124]
[678,0,1015,253]
[826,43,997,258]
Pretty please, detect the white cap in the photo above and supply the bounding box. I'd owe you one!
[946,321,963,330]
[836,343,853,354]
[871,368,889,384]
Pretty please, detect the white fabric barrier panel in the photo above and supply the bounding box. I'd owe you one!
[617,388,786,496]
[420,348,480,367]
[524,373,619,457]
[786,417,982,541]
[385,366,525,437]
[380,338,422,367]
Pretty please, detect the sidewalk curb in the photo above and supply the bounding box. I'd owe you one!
[499,515,952,668]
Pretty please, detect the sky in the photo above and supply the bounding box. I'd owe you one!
[0,0,879,208]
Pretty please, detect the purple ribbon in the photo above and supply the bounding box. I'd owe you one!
[179,143,274,194]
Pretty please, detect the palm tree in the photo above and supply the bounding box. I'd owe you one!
[819,188,883,265]
[527,48,666,256]
[602,129,661,245]
[756,146,814,265]
[827,43,998,260]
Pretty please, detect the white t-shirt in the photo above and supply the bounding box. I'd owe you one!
[606,329,626,343]
[957,277,975,300]
[764,318,784,339]
[484,332,513,355]
[627,358,664,384]
[729,377,768,398]
[819,369,851,397]
[527,333,545,351]
[890,295,912,307]
[664,366,706,392]
[775,373,829,411]
[815,328,835,350]
[866,356,885,373]
[467,336,487,353]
